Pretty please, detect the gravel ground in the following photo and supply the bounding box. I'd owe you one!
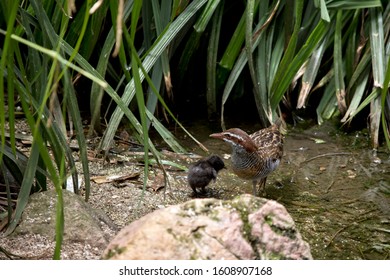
[0,138,210,260]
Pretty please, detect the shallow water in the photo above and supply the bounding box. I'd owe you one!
[174,120,390,259]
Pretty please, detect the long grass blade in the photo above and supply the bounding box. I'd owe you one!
[100,0,208,152]
[316,79,337,124]
[381,51,390,150]
[129,41,205,152]
[0,30,108,89]
[143,0,160,125]
[151,0,173,100]
[326,1,382,9]
[89,1,133,133]
[219,12,245,71]
[206,2,223,118]
[369,7,385,148]
[271,0,304,101]
[270,18,328,109]
[0,0,20,163]
[145,110,186,153]
[246,0,268,126]
[369,7,385,87]
[341,73,369,123]
[194,0,221,32]
[4,142,40,236]
[317,0,330,22]
[334,10,347,115]
[297,34,328,108]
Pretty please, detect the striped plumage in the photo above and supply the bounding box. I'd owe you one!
[210,122,283,196]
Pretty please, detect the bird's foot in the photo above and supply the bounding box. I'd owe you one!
[190,188,210,198]
[252,179,267,197]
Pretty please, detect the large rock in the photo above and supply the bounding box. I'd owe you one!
[103,194,312,260]
[15,189,116,249]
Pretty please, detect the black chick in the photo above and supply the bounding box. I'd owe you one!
[187,155,225,195]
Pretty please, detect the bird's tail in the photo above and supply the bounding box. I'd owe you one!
[273,117,287,135]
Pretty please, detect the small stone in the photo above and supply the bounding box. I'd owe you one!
[347,169,356,178]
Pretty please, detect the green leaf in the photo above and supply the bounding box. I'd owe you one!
[369,7,385,87]
[193,0,221,32]
[4,139,40,235]
[334,9,347,115]
[318,0,331,22]
[271,0,304,99]
[326,0,382,9]
[100,0,208,152]
[298,34,329,108]
[246,0,268,126]
[271,18,329,109]
[219,13,245,70]
[380,49,390,150]
[206,2,223,118]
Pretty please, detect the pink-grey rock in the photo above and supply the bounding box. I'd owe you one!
[103,194,312,260]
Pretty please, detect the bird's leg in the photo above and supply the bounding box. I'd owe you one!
[191,185,198,195]
[252,178,267,196]
[252,181,257,196]
[212,170,218,183]
[259,177,267,196]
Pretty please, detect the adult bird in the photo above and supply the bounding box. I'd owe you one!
[210,121,283,196]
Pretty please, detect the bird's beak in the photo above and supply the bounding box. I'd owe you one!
[209,132,224,139]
